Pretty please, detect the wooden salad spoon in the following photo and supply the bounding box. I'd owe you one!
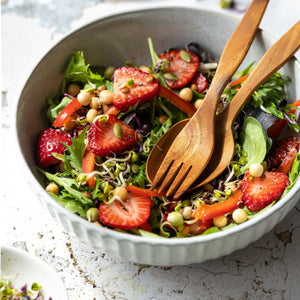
[188,19,300,190]
[146,0,269,198]
[148,20,300,195]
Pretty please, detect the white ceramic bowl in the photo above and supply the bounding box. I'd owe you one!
[1,246,68,299]
[14,6,300,266]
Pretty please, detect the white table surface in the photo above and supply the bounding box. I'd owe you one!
[2,1,300,299]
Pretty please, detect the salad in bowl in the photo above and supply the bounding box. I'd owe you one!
[36,37,300,239]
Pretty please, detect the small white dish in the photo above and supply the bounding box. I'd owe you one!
[1,246,68,299]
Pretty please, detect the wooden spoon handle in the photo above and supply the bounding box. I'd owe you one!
[194,0,269,118]
[226,20,300,124]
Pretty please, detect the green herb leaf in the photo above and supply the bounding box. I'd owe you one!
[49,192,88,218]
[41,170,93,205]
[148,38,169,88]
[64,51,108,89]
[61,127,89,176]
[132,162,147,188]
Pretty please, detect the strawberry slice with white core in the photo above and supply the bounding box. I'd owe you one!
[37,128,72,168]
[87,114,137,157]
[113,67,159,111]
[99,192,151,230]
[158,49,199,89]
[241,171,289,211]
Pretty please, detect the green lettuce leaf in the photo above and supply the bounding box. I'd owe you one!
[49,192,87,218]
[64,51,109,89]
[41,170,93,205]
[61,126,89,175]
[46,96,72,123]
[239,117,271,173]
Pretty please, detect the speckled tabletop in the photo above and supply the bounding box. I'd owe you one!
[2,1,300,299]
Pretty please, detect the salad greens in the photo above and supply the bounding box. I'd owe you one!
[239,117,271,173]
[0,279,48,300]
[37,38,299,238]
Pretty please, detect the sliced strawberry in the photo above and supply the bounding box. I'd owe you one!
[113,67,159,111]
[99,192,151,230]
[139,221,152,232]
[241,171,289,211]
[87,114,137,157]
[267,136,300,170]
[37,128,72,168]
[158,49,199,89]
[190,72,208,93]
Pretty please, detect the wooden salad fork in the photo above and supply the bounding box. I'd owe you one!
[147,0,269,199]
[188,20,300,190]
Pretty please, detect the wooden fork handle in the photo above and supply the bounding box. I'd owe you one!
[227,20,300,124]
[194,0,269,119]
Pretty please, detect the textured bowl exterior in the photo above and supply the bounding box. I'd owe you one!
[14,5,300,266]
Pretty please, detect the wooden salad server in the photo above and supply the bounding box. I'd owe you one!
[188,19,300,190]
[146,0,269,199]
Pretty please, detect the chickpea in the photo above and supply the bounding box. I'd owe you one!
[179,87,193,102]
[139,65,152,73]
[45,182,59,194]
[181,206,192,220]
[77,90,91,106]
[159,115,168,124]
[113,186,128,202]
[190,83,198,91]
[86,108,98,123]
[213,215,228,228]
[232,208,248,224]
[194,99,204,109]
[249,163,264,177]
[90,97,101,109]
[67,84,80,97]
[99,90,114,105]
